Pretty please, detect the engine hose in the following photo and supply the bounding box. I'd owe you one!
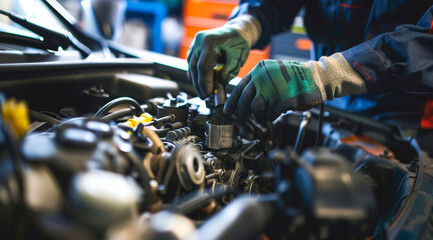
[141,125,165,179]
[170,185,231,214]
[93,97,143,118]
[100,104,150,122]
[189,196,273,240]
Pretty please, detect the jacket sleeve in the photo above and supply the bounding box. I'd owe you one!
[342,5,433,98]
[229,0,303,49]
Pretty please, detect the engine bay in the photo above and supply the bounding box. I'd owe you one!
[0,67,430,240]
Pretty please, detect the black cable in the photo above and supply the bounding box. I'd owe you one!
[100,107,135,122]
[93,97,143,118]
[45,117,87,132]
[100,104,149,122]
[315,104,325,149]
[29,110,62,125]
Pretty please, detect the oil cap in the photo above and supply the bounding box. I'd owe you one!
[56,128,97,148]
[85,120,113,138]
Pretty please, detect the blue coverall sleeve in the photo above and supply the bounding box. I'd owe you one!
[230,0,303,49]
[342,5,433,98]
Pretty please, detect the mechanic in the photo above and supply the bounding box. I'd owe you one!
[187,1,433,155]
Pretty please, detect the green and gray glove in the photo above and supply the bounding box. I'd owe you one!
[224,53,368,123]
[187,15,261,99]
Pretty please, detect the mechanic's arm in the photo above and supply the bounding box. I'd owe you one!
[341,5,433,98]
[230,0,303,49]
[187,0,302,99]
[225,5,433,124]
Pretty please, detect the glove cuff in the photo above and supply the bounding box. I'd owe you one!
[306,52,368,102]
[226,14,262,48]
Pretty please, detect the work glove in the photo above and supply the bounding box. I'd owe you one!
[187,15,261,99]
[224,53,368,124]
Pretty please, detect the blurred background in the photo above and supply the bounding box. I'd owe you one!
[57,0,312,78]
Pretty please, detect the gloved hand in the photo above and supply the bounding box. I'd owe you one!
[224,53,368,123]
[187,15,261,99]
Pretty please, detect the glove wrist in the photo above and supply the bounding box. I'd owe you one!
[226,14,261,48]
[306,52,368,102]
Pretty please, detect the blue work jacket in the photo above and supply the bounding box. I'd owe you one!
[231,0,433,129]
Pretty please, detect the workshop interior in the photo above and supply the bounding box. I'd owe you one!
[0,0,432,239]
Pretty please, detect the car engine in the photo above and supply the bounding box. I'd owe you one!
[0,68,429,240]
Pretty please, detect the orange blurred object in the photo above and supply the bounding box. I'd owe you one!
[340,135,395,159]
[183,0,238,20]
[180,0,270,78]
[295,38,312,51]
[260,234,271,240]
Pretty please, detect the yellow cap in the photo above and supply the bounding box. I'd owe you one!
[2,99,30,137]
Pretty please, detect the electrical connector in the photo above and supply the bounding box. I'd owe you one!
[124,113,153,128]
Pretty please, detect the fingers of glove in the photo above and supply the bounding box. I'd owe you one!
[219,60,241,85]
[186,37,198,65]
[266,101,282,122]
[197,50,218,97]
[224,74,252,115]
[186,44,194,63]
[236,82,256,124]
[187,31,203,62]
[251,94,267,124]
[190,68,205,99]
[188,51,205,99]
[219,65,231,86]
